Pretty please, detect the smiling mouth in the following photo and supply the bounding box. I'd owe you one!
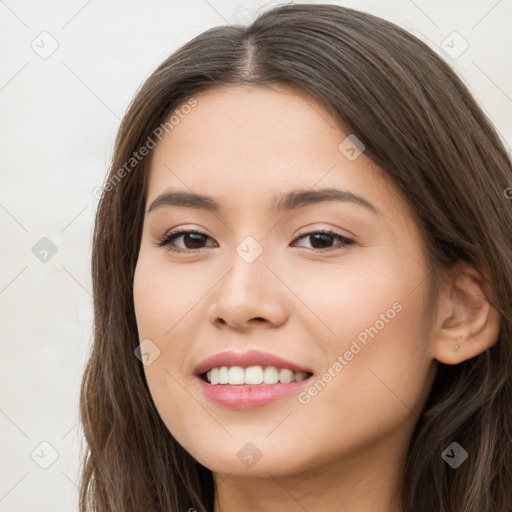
[200,365,314,385]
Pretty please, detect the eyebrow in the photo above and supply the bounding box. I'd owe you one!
[146,188,380,216]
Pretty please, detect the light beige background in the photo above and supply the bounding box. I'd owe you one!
[0,0,511,510]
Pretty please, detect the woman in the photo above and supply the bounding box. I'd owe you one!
[79,3,512,511]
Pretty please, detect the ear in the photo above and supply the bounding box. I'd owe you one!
[431,262,501,365]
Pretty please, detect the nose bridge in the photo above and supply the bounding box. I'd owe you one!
[224,233,270,296]
[207,232,288,328]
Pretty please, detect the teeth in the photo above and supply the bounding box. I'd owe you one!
[245,365,264,385]
[219,366,229,384]
[228,366,245,385]
[263,366,279,384]
[204,365,311,385]
[278,368,295,383]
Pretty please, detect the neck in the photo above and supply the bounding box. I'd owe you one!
[212,433,406,512]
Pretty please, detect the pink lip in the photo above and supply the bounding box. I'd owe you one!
[193,349,314,410]
[193,349,313,375]
[196,377,313,409]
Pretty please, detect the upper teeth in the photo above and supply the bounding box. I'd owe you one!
[206,366,310,385]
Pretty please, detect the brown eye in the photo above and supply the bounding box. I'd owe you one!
[292,231,355,251]
[156,230,217,252]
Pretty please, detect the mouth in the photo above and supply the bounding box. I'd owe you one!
[193,350,315,408]
[196,367,315,410]
[200,365,314,386]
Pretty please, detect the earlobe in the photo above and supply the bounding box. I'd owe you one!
[431,263,501,365]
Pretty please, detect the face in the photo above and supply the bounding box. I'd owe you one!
[133,84,438,478]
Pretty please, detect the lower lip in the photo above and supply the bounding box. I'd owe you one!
[196,375,313,409]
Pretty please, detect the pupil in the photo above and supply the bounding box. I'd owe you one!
[310,233,332,249]
[185,233,205,249]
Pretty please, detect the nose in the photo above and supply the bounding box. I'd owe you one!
[206,247,289,331]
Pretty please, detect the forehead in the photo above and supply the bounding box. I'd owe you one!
[146,84,407,222]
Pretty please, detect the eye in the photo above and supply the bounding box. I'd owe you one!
[292,230,355,252]
[155,229,217,252]
[154,229,355,253]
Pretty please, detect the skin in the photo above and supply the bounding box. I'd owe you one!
[132,84,500,512]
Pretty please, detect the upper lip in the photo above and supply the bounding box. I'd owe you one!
[194,349,314,375]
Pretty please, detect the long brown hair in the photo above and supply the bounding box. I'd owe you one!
[79,3,512,511]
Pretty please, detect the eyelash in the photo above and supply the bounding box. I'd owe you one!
[154,228,355,253]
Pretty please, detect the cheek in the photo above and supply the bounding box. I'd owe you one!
[132,253,212,438]
[300,262,433,440]
[286,249,434,426]
[133,251,204,338]
[295,302,433,466]
[279,246,426,348]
